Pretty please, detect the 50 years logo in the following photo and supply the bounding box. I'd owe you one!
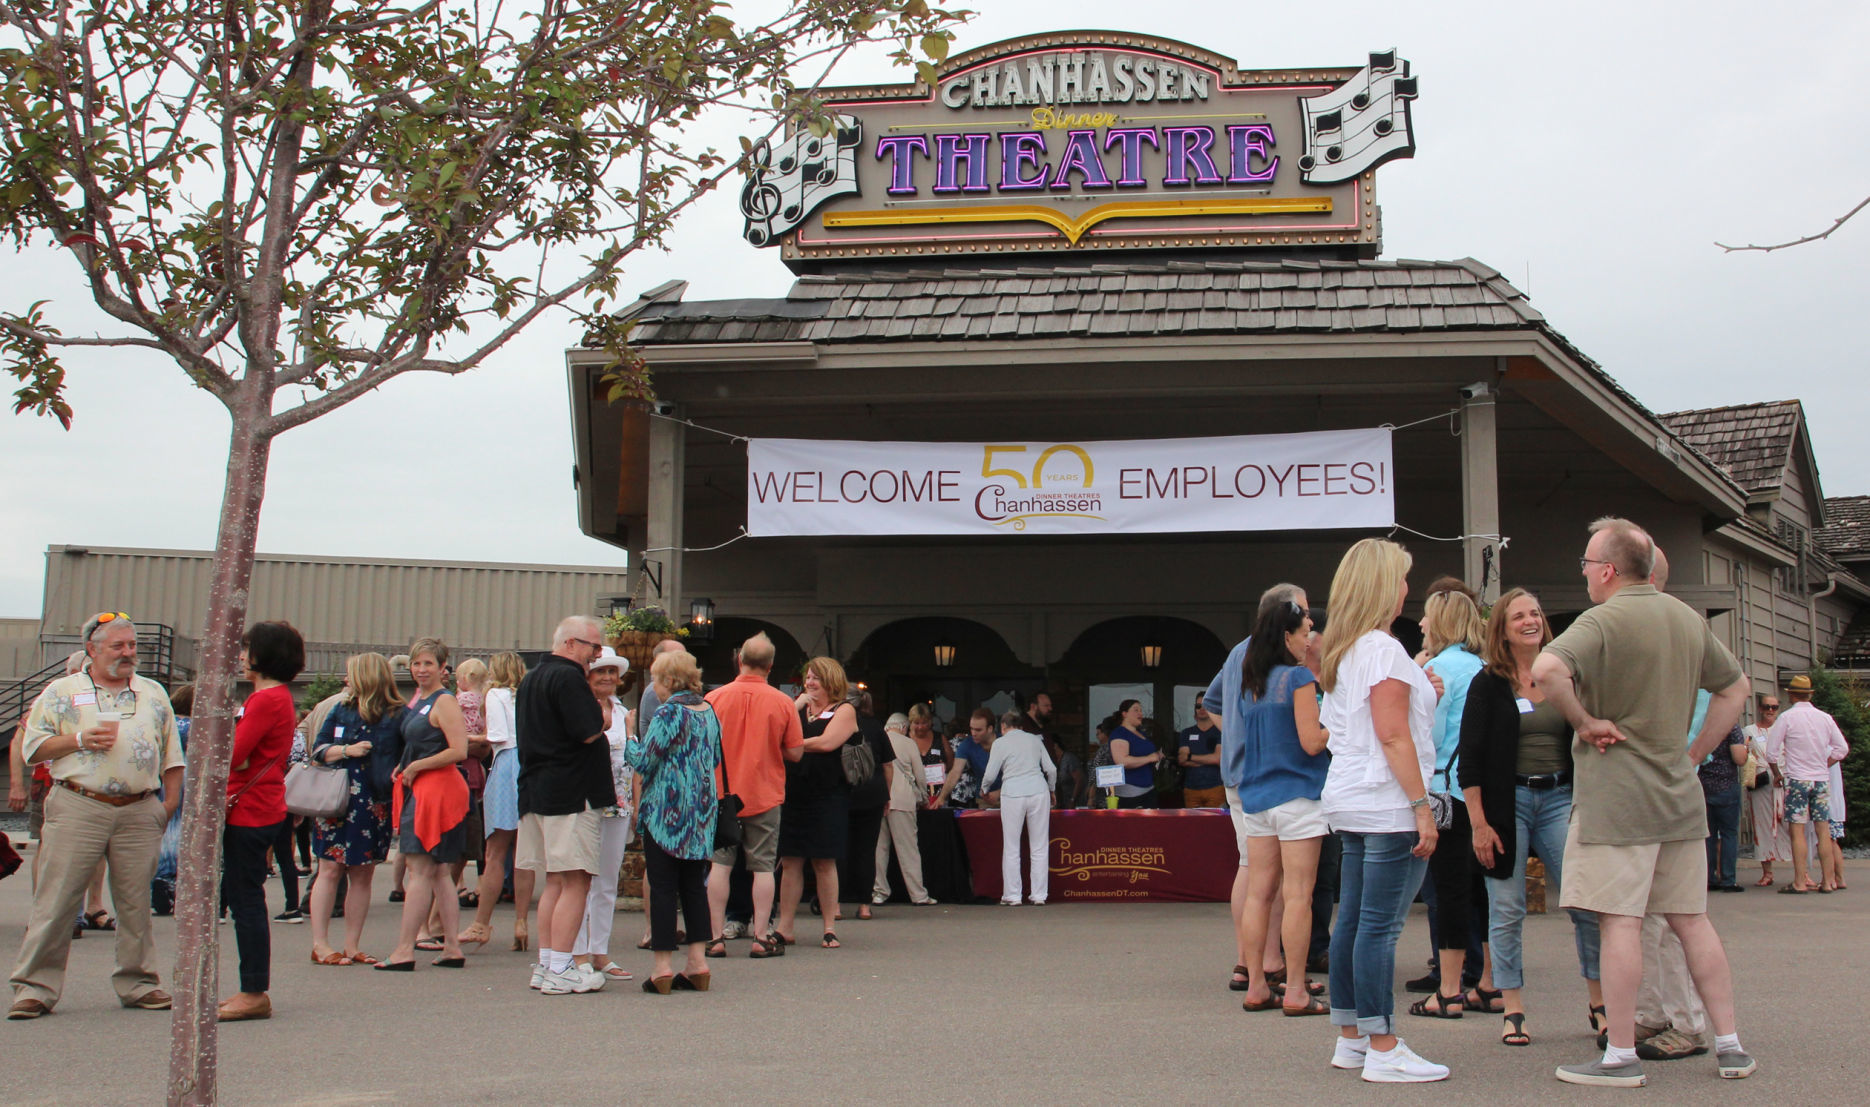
[974,443,1106,529]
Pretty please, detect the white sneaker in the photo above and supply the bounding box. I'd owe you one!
[721,921,747,939]
[1331,1036,1371,1070]
[539,967,593,995]
[1362,1040,1450,1083]
[529,964,545,990]
[575,964,607,992]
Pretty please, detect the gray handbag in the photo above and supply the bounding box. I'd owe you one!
[283,761,350,819]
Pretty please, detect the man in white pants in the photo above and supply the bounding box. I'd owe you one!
[980,711,1056,906]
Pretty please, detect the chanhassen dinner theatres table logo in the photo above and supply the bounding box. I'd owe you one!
[739,33,1418,260]
[1051,840,1171,884]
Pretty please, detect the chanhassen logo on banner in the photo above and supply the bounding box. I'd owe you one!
[745,428,1392,537]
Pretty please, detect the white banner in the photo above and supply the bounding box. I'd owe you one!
[746,428,1392,537]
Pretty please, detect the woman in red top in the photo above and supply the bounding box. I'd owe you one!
[219,621,304,1022]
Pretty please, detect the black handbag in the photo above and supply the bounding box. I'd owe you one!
[713,739,742,850]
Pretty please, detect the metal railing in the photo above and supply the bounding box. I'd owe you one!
[1,623,192,740]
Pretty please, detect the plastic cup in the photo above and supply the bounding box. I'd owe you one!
[95,709,122,740]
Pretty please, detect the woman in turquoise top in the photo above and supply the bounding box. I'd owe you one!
[625,650,720,993]
[1409,581,1496,1017]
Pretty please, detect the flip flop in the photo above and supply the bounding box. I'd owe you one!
[310,949,349,966]
[821,931,841,949]
[1241,994,1281,1012]
[414,937,445,952]
[1777,885,1808,894]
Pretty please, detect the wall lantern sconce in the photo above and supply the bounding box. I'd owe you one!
[933,641,957,668]
[1140,641,1163,669]
[688,597,715,643]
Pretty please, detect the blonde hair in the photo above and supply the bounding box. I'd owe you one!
[487,651,525,691]
[804,656,849,703]
[650,649,704,695]
[454,657,488,692]
[1421,589,1485,656]
[1318,538,1413,693]
[907,703,933,725]
[346,652,403,725]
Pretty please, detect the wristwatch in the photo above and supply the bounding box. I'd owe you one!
[1408,795,1430,809]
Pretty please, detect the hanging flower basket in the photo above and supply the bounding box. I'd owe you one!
[607,629,670,675]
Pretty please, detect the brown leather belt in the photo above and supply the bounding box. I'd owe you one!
[55,779,154,807]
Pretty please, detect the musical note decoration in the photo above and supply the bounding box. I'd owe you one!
[741,118,864,247]
[1297,50,1419,185]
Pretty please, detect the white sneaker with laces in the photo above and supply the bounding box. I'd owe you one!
[540,967,589,995]
[529,964,545,990]
[1362,1040,1450,1083]
[722,921,747,939]
[575,964,607,992]
[1331,1036,1370,1070]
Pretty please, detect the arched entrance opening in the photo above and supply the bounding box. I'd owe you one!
[845,616,1042,733]
[1056,616,1229,801]
[693,617,808,689]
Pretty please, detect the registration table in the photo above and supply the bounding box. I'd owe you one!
[954,808,1240,903]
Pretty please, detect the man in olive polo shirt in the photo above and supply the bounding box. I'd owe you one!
[516,614,614,995]
[9,612,182,1020]
[1532,517,1754,1087]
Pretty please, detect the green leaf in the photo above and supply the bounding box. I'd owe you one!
[921,34,948,62]
[915,60,938,85]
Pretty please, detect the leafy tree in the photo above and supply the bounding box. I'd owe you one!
[0,1,962,1101]
[1810,666,1869,847]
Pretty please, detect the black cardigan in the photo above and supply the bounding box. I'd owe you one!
[1455,669,1573,880]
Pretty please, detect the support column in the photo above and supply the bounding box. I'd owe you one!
[638,409,685,615]
[1460,383,1501,605]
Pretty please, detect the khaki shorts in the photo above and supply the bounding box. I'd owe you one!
[1183,786,1228,809]
[1239,796,1331,842]
[1558,814,1707,917]
[515,808,603,875]
[710,805,782,873]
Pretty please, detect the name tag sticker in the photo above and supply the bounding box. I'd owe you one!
[923,764,946,785]
[1095,765,1125,788]
[1516,698,1535,715]
[419,704,432,716]
[334,726,345,738]
[72,692,96,707]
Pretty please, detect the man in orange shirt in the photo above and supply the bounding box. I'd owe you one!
[704,633,803,957]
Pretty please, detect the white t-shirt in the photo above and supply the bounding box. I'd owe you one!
[1320,630,1437,834]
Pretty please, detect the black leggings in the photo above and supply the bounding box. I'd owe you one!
[644,837,710,952]
[1427,801,1486,953]
[223,820,281,993]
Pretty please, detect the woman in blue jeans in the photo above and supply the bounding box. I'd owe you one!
[1317,539,1448,1083]
[1458,589,1603,1046]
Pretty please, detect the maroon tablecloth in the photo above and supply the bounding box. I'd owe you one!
[955,808,1239,903]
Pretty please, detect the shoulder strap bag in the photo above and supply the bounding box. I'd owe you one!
[712,716,742,850]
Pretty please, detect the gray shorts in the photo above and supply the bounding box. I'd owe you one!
[711,805,782,873]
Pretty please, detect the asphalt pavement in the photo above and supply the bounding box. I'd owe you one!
[0,845,1859,1105]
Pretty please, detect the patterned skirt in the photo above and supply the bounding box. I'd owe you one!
[483,747,520,835]
[313,770,392,867]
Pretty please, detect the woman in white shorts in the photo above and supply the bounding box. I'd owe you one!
[1231,597,1332,1015]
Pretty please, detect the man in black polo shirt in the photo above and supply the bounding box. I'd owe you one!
[516,615,614,995]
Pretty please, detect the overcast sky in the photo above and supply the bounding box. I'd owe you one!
[3,0,1866,618]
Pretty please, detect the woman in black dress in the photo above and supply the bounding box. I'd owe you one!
[375,637,469,971]
[773,657,856,948]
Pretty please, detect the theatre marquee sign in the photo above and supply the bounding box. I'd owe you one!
[740,33,1419,260]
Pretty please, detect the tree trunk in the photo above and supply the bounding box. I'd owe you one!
[166,394,273,1107]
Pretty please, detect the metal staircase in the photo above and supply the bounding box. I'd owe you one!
[1,623,191,740]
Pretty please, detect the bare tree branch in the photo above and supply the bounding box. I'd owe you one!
[1717,194,1870,253]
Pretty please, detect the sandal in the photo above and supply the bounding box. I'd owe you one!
[598,963,634,980]
[1282,996,1331,1017]
[637,937,654,950]
[457,890,479,909]
[1241,994,1282,1012]
[748,934,785,959]
[1753,875,1774,887]
[348,952,380,965]
[1408,992,1465,1018]
[83,910,116,932]
[1777,884,1808,894]
[511,920,528,952]
[1501,1012,1531,1046]
[1277,978,1326,997]
[387,889,405,903]
[310,949,349,966]
[821,931,841,949]
[705,937,728,959]
[1228,964,1252,992]
[414,937,445,952]
[1466,986,1505,1013]
[456,923,492,950]
[1588,1004,1608,1034]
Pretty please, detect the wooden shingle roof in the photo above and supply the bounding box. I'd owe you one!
[1818,495,1870,561]
[613,257,1549,346]
[1658,401,1803,496]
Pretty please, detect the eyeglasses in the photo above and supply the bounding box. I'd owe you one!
[92,611,130,624]
[568,637,602,651]
[1578,558,1618,575]
[1760,705,1780,712]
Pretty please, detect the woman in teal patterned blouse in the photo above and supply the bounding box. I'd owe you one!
[626,650,721,993]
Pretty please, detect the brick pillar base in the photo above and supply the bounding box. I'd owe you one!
[620,838,645,909]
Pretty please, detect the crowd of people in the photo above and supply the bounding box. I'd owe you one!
[4,516,1854,1089]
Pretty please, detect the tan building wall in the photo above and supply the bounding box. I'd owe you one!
[37,545,633,674]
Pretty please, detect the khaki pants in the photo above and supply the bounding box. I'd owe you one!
[9,786,166,1008]
[1634,913,1708,1038]
[874,808,928,903]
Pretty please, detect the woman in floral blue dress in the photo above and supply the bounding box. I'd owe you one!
[307,653,406,965]
[626,649,720,993]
